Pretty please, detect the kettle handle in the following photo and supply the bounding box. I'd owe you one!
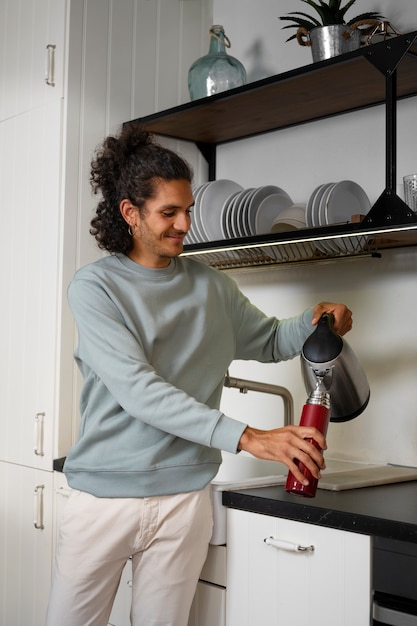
[302,312,343,363]
[319,312,334,328]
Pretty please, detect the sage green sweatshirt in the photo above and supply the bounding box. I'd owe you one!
[64,253,313,497]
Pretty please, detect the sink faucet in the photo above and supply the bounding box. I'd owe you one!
[223,371,294,426]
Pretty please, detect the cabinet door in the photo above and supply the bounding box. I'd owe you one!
[0,100,63,469]
[0,0,66,122]
[108,560,133,626]
[226,508,371,626]
[188,581,226,626]
[0,461,54,626]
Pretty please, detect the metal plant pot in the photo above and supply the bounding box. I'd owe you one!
[297,24,361,62]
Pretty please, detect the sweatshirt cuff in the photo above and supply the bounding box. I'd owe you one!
[210,414,248,454]
[303,307,314,331]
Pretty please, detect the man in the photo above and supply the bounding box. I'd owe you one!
[46,125,352,626]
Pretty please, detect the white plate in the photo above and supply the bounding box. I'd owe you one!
[324,180,371,225]
[192,182,211,242]
[184,228,197,245]
[220,190,241,239]
[308,183,334,253]
[324,180,370,253]
[226,192,243,238]
[255,193,293,235]
[230,189,253,237]
[318,183,340,254]
[239,188,256,236]
[312,182,333,227]
[249,185,292,235]
[199,179,244,241]
[306,183,329,228]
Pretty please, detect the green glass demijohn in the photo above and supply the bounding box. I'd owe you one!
[188,25,247,101]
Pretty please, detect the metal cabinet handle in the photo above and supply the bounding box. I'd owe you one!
[34,484,45,529]
[45,44,56,86]
[264,536,315,553]
[34,412,45,456]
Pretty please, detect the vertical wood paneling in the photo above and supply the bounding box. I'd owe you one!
[177,0,212,105]
[107,0,136,130]
[155,0,182,109]
[133,0,159,116]
[132,0,212,117]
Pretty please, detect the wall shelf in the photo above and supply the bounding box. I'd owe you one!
[125,31,417,269]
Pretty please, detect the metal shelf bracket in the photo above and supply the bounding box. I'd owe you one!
[363,33,417,77]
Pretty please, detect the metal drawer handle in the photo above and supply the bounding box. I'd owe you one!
[264,536,315,553]
[34,412,45,456]
[45,44,56,86]
[34,484,45,529]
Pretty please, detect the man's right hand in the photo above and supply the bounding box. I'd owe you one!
[238,424,327,486]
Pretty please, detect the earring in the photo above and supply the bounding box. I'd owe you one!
[128,225,133,237]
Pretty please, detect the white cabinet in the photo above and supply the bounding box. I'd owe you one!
[0,100,65,470]
[188,581,226,626]
[108,560,133,626]
[189,545,227,626]
[226,508,372,626]
[0,460,54,626]
[0,0,78,472]
[0,0,66,122]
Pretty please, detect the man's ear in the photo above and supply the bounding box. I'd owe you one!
[119,199,138,226]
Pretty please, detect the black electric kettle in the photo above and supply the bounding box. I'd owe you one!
[301,313,370,422]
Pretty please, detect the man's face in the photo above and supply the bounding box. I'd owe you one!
[130,179,194,268]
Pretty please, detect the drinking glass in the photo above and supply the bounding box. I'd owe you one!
[403,174,417,212]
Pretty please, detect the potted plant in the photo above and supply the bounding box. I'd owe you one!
[279,0,384,61]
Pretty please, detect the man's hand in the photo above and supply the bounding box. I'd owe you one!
[238,425,327,486]
[311,302,352,336]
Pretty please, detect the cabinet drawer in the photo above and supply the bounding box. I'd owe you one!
[226,508,371,626]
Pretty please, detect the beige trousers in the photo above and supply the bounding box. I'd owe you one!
[46,485,213,626]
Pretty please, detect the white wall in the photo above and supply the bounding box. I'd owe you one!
[212,0,417,466]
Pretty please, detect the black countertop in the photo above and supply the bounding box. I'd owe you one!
[222,481,417,544]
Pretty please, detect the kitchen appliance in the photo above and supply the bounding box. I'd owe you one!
[286,313,370,496]
[373,537,417,625]
[301,312,370,423]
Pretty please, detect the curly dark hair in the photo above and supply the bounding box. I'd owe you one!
[89,124,193,254]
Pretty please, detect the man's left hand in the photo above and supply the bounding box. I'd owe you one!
[311,302,352,336]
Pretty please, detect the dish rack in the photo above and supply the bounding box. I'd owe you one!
[181,222,415,269]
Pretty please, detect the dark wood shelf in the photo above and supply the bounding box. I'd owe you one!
[126,32,417,145]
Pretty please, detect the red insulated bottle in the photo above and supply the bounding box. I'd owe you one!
[285,388,330,498]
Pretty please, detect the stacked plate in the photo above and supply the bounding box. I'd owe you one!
[306,180,371,253]
[186,180,293,244]
[185,179,371,257]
